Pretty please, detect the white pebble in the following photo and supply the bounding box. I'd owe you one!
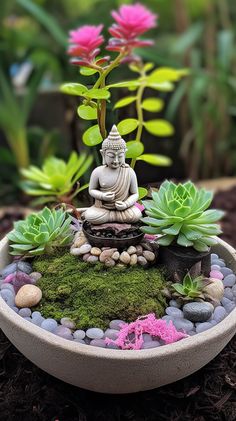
[141,341,161,349]
[86,328,104,339]
[90,339,106,347]
[211,265,221,271]
[73,330,86,340]
[221,267,233,277]
[232,285,236,297]
[41,318,57,332]
[224,288,234,301]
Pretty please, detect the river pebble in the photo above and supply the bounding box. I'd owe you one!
[166,307,183,318]
[41,318,58,332]
[169,299,181,308]
[15,285,42,308]
[213,306,228,323]
[141,340,161,349]
[127,246,136,255]
[1,261,32,278]
[104,328,119,340]
[223,274,236,287]
[0,289,15,306]
[73,330,86,340]
[210,270,223,280]
[86,328,104,339]
[19,307,31,318]
[60,317,75,329]
[55,326,73,340]
[173,318,194,332]
[90,339,106,347]
[221,267,233,277]
[224,288,234,300]
[183,302,214,323]
[120,251,130,264]
[109,320,126,330]
[196,322,212,333]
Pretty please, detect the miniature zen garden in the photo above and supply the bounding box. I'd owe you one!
[0,3,236,354]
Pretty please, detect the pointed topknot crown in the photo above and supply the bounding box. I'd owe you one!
[101,125,127,152]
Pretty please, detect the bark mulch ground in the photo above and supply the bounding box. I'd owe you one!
[0,187,236,421]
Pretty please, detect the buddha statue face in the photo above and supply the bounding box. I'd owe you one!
[100,125,127,168]
[103,149,126,169]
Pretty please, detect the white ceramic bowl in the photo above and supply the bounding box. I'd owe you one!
[0,237,236,394]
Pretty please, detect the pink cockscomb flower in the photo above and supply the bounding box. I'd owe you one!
[68,24,104,66]
[107,3,157,52]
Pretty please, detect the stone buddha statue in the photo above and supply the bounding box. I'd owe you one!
[83,125,142,225]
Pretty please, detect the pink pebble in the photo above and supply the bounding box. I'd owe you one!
[210,270,223,280]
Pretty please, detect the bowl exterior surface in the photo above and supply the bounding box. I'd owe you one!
[0,236,236,394]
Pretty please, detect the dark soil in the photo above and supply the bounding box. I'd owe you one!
[0,187,236,420]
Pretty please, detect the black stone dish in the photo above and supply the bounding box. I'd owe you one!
[82,220,144,249]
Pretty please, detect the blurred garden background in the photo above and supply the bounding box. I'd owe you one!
[0,0,236,245]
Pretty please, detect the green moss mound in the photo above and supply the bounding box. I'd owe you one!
[33,251,167,330]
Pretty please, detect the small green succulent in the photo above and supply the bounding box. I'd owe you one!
[141,180,224,252]
[8,207,73,256]
[20,152,93,205]
[171,272,205,301]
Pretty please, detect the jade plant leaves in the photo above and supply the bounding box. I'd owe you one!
[137,154,172,166]
[77,105,97,120]
[126,141,144,159]
[117,119,139,135]
[144,120,174,136]
[82,124,103,146]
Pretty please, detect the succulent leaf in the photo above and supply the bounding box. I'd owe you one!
[141,180,223,251]
[8,207,73,257]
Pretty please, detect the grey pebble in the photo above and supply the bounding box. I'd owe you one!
[224,288,234,301]
[90,339,106,348]
[109,320,126,330]
[196,322,212,333]
[104,328,119,340]
[223,274,236,287]
[60,317,75,329]
[221,267,233,277]
[1,261,32,278]
[141,341,161,349]
[19,308,32,317]
[86,328,104,339]
[74,339,86,344]
[166,307,183,318]
[173,318,194,332]
[183,302,214,323]
[213,306,227,322]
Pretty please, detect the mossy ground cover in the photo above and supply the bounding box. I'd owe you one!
[33,250,167,329]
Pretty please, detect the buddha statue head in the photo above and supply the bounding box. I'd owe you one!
[100,125,127,169]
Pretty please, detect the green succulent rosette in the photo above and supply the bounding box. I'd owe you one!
[8,207,73,256]
[141,180,224,252]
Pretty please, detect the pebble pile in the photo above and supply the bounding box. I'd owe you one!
[0,253,235,350]
[70,231,157,267]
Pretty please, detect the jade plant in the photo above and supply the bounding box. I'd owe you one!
[60,2,187,188]
[141,180,224,252]
[20,152,93,205]
[8,207,73,256]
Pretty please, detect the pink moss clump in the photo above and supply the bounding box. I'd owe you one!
[105,313,188,350]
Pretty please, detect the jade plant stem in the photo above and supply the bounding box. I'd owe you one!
[131,66,147,169]
[93,52,125,139]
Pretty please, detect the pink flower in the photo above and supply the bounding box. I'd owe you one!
[68,24,104,65]
[107,3,157,52]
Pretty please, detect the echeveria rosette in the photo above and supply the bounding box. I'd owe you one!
[8,207,73,256]
[141,180,224,252]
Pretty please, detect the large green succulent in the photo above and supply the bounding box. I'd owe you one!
[20,152,93,205]
[141,180,224,252]
[8,207,73,256]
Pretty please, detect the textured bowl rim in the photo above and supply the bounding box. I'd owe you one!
[0,236,236,361]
